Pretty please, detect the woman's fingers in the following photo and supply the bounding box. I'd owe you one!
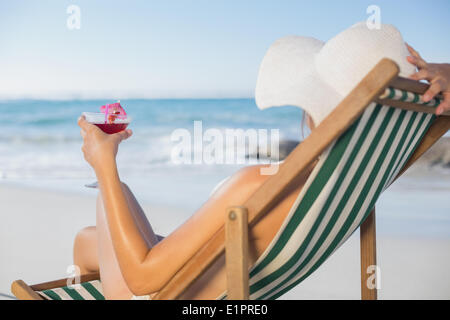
[78,115,103,136]
[112,129,133,142]
[406,43,427,66]
[423,80,442,102]
[436,94,450,115]
[406,43,421,59]
[78,116,93,132]
[407,55,427,70]
[406,44,427,70]
[410,68,435,81]
[122,129,133,140]
[403,47,450,115]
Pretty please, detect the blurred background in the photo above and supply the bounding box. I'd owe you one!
[1,0,449,300]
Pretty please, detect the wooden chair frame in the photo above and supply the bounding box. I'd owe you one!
[11,273,100,300]
[11,58,450,300]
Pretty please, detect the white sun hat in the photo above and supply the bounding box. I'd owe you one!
[255,22,415,126]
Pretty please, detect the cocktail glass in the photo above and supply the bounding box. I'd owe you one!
[82,112,132,188]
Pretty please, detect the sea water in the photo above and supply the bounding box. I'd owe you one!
[1,99,449,237]
[0,99,302,206]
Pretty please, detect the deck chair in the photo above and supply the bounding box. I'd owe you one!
[11,58,450,300]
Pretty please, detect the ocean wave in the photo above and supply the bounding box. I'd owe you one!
[0,98,308,179]
[0,134,81,145]
[1,137,448,181]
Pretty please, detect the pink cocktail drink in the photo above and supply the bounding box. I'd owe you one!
[82,102,131,135]
[94,122,129,134]
[83,101,131,134]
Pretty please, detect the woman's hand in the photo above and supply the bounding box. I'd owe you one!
[406,43,450,115]
[78,116,132,172]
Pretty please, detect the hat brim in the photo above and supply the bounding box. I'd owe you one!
[255,23,415,126]
[255,35,342,126]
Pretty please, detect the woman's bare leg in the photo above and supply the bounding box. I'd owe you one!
[73,226,99,274]
[73,182,159,299]
[96,183,160,299]
[120,183,160,247]
[96,194,134,300]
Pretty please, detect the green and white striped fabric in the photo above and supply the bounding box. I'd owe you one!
[380,87,441,107]
[38,280,105,300]
[38,88,438,300]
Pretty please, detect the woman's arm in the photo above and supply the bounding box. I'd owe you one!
[79,116,192,294]
[406,44,450,115]
[78,116,262,295]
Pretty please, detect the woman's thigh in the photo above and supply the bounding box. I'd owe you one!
[121,183,160,247]
[96,193,133,299]
[96,183,159,299]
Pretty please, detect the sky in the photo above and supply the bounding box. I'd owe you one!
[0,0,449,99]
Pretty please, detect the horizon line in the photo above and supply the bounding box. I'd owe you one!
[0,95,255,102]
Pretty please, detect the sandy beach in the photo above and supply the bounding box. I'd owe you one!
[1,175,450,300]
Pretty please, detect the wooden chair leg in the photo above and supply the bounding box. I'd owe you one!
[360,208,378,300]
[225,206,249,300]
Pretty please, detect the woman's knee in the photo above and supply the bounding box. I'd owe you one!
[73,226,98,272]
[120,181,130,192]
[74,226,96,251]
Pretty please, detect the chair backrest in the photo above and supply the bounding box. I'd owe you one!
[219,86,438,300]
